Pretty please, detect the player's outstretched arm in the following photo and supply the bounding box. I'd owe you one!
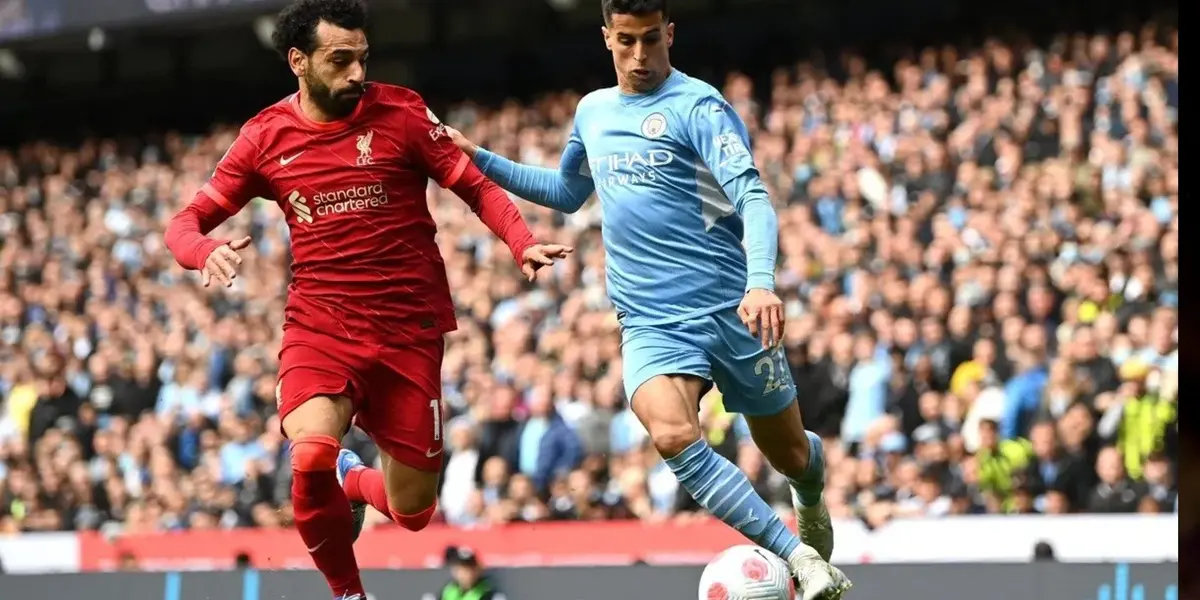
[447,162,574,281]
[404,100,573,281]
[446,126,594,214]
[164,192,254,288]
[165,128,266,287]
[685,96,784,347]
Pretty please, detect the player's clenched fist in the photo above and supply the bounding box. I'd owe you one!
[443,126,478,158]
[739,288,785,349]
[521,244,574,282]
[202,236,253,288]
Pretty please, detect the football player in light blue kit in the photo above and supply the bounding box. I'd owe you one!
[446,1,850,597]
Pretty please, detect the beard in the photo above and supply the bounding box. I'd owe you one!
[304,72,364,119]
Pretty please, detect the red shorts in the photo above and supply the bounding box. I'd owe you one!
[276,327,445,472]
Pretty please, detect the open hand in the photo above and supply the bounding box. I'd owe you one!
[521,244,574,282]
[443,126,479,158]
[738,288,785,348]
[202,236,253,288]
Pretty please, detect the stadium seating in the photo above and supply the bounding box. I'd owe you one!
[0,28,1178,545]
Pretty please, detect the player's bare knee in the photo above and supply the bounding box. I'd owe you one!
[650,423,703,459]
[631,376,704,459]
[281,394,354,441]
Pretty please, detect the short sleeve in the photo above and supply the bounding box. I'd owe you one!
[204,125,271,213]
[403,97,471,189]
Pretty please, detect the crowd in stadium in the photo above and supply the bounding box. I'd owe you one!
[0,24,1179,535]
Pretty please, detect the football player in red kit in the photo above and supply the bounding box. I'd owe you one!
[163,1,571,598]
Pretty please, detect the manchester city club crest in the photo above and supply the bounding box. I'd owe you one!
[641,112,667,138]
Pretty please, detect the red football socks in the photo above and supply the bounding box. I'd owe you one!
[343,465,392,517]
[291,437,365,598]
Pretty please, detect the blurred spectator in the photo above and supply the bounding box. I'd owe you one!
[1087,446,1146,513]
[442,420,482,526]
[422,546,507,600]
[0,25,1178,534]
[975,419,1032,512]
[1001,348,1049,439]
[842,332,891,450]
[1033,541,1056,562]
[517,389,582,493]
[1109,361,1175,479]
[1139,452,1175,512]
[1022,420,1091,512]
[117,551,139,571]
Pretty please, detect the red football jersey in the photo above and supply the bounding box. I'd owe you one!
[198,84,517,345]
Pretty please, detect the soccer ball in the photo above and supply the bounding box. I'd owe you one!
[699,545,795,600]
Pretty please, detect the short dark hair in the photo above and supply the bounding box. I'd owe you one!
[601,0,668,24]
[272,0,367,59]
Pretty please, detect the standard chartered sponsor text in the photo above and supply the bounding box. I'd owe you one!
[312,183,389,218]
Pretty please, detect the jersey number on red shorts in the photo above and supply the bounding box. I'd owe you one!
[430,399,442,441]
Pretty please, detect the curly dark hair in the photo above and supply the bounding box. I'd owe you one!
[601,0,668,24]
[272,0,368,59]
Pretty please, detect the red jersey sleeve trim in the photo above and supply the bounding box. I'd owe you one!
[441,153,470,188]
[201,183,238,214]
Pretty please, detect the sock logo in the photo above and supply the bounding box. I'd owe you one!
[732,511,760,531]
[306,538,328,553]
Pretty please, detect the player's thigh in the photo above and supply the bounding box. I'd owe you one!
[708,308,796,418]
[623,322,714,456]
[621,321,712,407]
[630,374,710,457]
[277,341,365,439]
[360,337,446,482]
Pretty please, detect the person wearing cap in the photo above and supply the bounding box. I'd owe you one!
[434,546,506,600]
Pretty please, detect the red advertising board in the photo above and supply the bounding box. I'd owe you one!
[79,519,750,572]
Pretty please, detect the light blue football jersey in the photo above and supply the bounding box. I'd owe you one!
[475,68,777,327]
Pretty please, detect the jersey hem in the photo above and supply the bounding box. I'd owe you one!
[616,298,742,328]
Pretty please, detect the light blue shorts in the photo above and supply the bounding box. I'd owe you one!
[620,307,796,416]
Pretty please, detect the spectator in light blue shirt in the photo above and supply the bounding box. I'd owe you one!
[610,407,647,456]
[156,365,203,423]
[842,332,891,446]
[219,419,267,485]
[1002,349,1049,439]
